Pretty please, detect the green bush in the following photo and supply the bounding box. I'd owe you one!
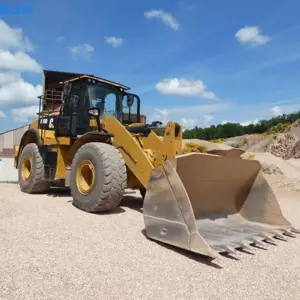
[183,143,207,153]
[210,138,224,143]
[265,122,292,135]
[182,112,300,140]
[247,153,255,160]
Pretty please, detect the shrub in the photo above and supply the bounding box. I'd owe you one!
[210,138,224,143]
[183,143,207,153]
[263,122,292,136]
[247,153,255,160]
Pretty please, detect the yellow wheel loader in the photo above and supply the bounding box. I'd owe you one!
[14,70,299,259]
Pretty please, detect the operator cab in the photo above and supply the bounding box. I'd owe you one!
[54,75,141,138]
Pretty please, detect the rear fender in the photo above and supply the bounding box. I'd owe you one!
[14,129,41,168]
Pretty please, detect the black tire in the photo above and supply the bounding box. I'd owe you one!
[18,143,50,193]
[70,142,127,213]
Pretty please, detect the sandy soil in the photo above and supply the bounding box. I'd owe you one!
[0,182,300,300]
[287,158,300,171]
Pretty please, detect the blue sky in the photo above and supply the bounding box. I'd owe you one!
[0,0,300,131]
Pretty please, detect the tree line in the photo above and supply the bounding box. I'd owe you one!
[182,111,300,140]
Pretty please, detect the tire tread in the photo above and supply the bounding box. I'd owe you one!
[71,142,127,212]
[18,143,50,193]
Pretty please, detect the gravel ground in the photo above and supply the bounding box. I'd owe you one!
[1,183,300,300]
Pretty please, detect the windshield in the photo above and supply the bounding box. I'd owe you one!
[88,85,118,118]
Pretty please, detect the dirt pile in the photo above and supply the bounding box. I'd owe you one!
[266,132,299,159]
[292,119,300,130]
[221,119,300,160]
[223,134,271,151]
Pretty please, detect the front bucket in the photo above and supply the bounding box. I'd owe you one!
[143,152,298,258]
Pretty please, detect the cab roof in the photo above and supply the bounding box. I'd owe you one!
[43,69,130,90]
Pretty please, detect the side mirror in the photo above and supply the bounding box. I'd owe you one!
[87,107,101,117]
[127,94,134,107]
[87,107,101,131]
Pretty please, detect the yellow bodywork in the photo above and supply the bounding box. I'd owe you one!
[14,115,182,191]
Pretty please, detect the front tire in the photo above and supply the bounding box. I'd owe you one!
[18,143,50,193]
[71,142,127,213]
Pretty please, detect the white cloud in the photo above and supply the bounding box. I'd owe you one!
[0,72,21,85]
[180,114,214,129]
[147,102,229,129]
[270,106,282,116]
[11,105,39,123]
[0,110,6,118]
[204,114,214,123]
[235,26,270,46]
[239,119,259,126]
[156,78,216,100]
[105,36,124,48]
[144,9,180,31]
[270,103,300,116]
[180,114,215,129]
[181,118,201,129]
[0,20,41,73]
[222,119,259,126]
[0,19,35,52]
[69,43,94,60]
[0,51,42,72]
[0,20,43,112]
[0,73,42,107]
[222,120,235,124]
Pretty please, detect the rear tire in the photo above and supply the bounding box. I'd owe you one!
[18,143,50,193]
[71,142,127,213]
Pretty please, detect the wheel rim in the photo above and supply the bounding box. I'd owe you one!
[76,160,96,195]
[21,156,32,180]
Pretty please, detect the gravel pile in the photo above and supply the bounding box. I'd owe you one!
[220,119,300,159]
[266,132,298,159]
[1,183,300,300]
[261,163,284,175]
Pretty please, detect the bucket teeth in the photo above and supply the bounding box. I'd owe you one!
[221,245,238,255]
[291,227,300,234]
[283,229,296,238]
[274,233,288,241]
[238,242,253,252]
[257,233,277,245]
[248,238,267,248]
